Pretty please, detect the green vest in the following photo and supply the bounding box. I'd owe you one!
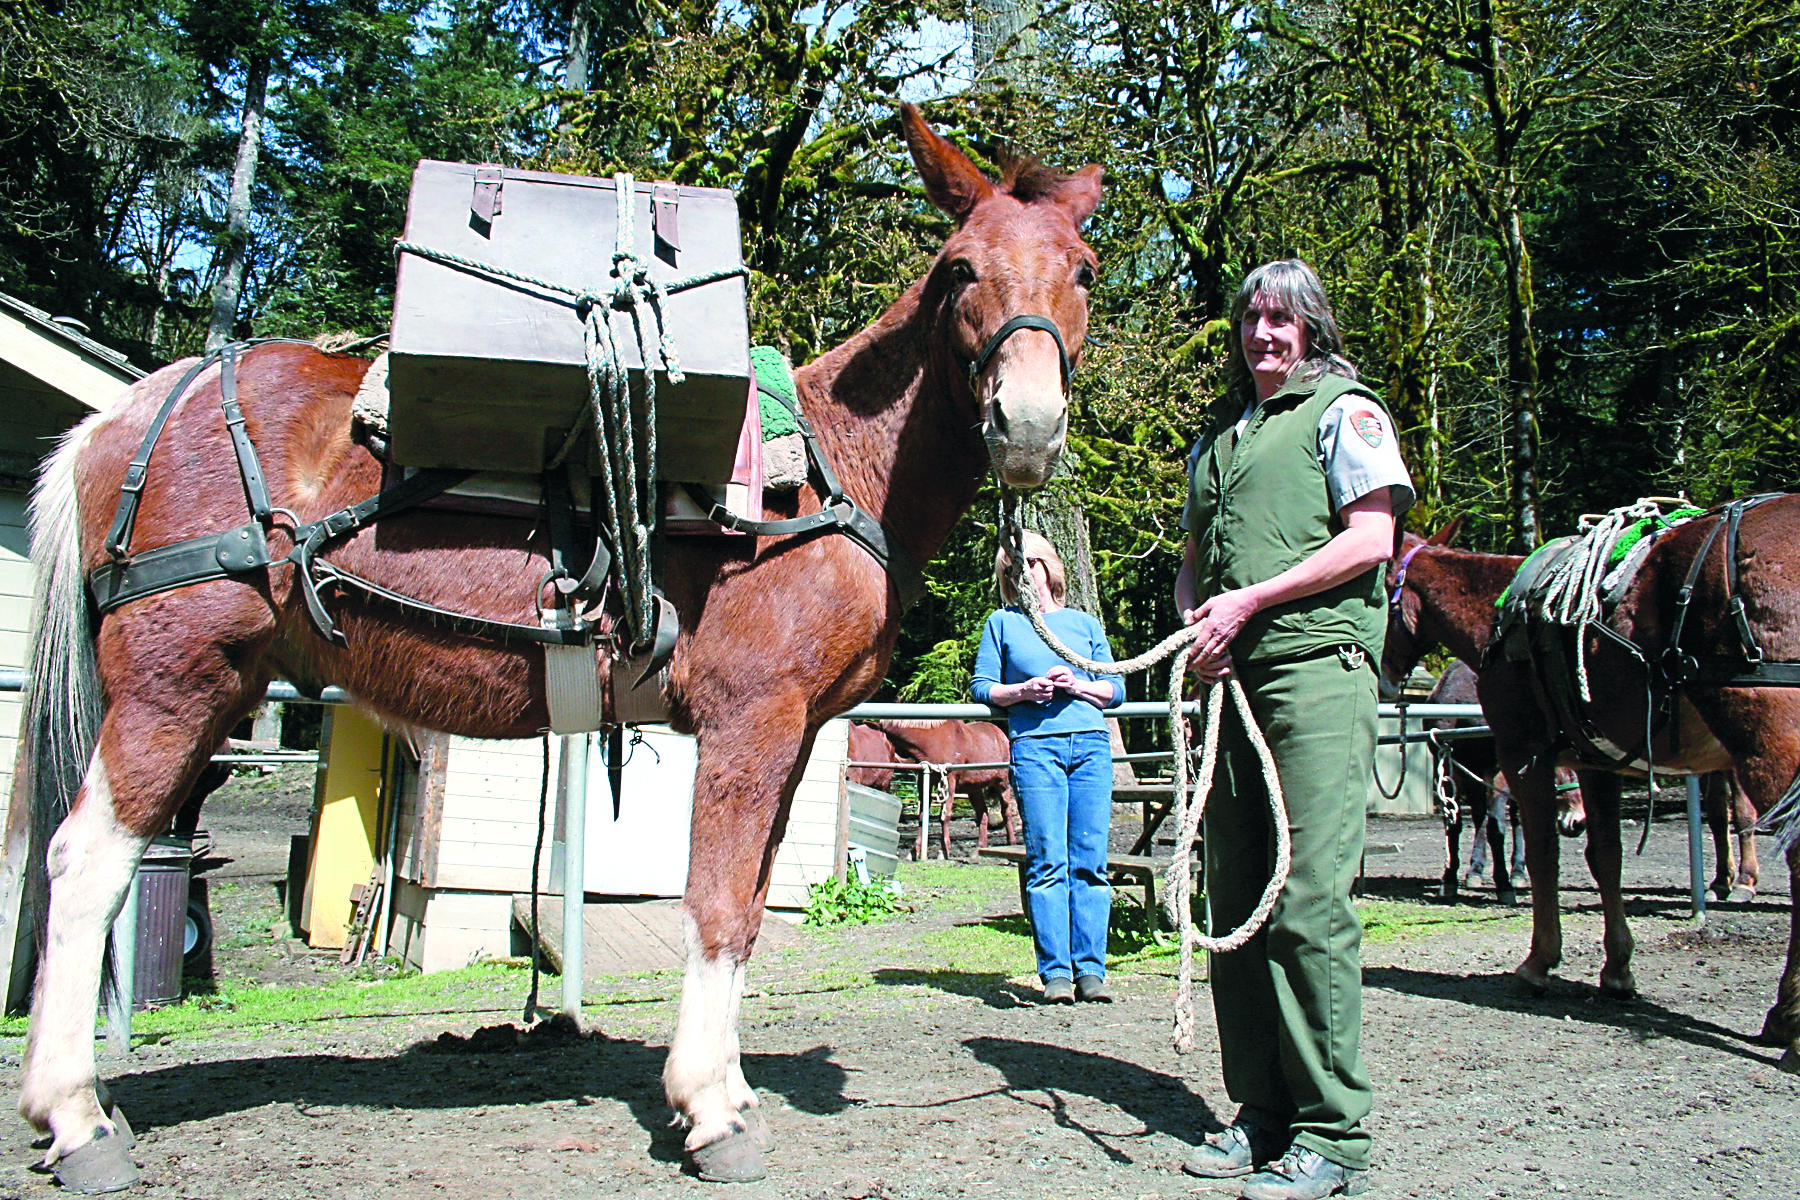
[1186,371,1390,663]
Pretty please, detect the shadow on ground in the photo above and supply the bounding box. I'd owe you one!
[1364,965,1783,1066]
[959,1037,1218,1163]
[107,1037,851,1159]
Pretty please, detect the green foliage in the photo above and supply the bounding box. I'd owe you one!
[6,0,1798,693]
[894,637,974,704]
[801,873,905,927]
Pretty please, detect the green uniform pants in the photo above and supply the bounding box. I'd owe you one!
[1204,648,1375,1171]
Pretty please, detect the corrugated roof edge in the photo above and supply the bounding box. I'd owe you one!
[0,290,145,380]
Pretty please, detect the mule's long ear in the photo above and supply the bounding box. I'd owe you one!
[1054,164,1103,225]
[900,102,995,224]
[1431,515,1465,548]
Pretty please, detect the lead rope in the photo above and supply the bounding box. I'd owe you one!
[998,493,1290,1052]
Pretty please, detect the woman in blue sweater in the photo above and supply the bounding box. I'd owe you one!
[970,531,1124,1003]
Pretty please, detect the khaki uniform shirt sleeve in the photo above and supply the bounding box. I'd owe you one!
[1317,396,1415,516]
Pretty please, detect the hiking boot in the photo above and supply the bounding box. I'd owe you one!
[1181,1110,1288,1179]
[1074,974,1111,1003]
[1241,1146,1369,1200]
[1042,977,1075,1005]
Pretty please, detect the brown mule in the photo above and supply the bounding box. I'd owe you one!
[873,719,1019,858]
[1383,504,1800,1073]
[16,104,1104,1186]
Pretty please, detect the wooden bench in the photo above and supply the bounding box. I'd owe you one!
[975,843,1200,918]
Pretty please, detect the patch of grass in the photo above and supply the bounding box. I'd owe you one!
[1357,899,1529,945]
[0,960,537,1043]
[916,915,1035,977]
[896,861,1016,904]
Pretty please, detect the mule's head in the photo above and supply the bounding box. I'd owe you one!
[1381,517,1463,689]
[900,104,1102,488]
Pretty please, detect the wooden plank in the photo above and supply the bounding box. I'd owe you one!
[412,733,451,887]
[613,901,687,959]
[512,896,796,979]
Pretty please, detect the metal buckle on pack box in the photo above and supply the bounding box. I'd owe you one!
[471,166,504,226]
[652,184,680,251]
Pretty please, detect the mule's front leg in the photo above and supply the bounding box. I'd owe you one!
[665,710,814,1182]
[1508,761,1565,990]
[19,754,149,1190]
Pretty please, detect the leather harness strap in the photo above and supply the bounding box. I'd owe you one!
[684,377,927,610]
[89,341,590,649]
[1660,493,1789,689]
[970,314,1071,393]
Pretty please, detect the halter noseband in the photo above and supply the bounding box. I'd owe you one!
[970,314,1073,393]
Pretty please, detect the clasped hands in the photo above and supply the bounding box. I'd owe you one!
[1182,587,1259,685]
[1013,663,1086,705]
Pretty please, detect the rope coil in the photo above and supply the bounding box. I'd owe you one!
[998,493,1290,1052]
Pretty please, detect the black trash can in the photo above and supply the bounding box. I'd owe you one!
[133,838,193,1009]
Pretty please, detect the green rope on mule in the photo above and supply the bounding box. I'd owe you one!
[395,180,746,649]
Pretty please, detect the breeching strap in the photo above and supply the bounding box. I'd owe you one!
[998,492,1290,1054]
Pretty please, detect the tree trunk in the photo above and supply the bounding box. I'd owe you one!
[205,52,268,352]
[972,0,1040,90]
[1503,199,1541,553]
[564,0,591,91]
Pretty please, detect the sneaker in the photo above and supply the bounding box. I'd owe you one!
[1074,974,1111,1003]
[1241,1146,1369,1200]
[1181,1110,1288,1179]
[1042,977,1075,1005]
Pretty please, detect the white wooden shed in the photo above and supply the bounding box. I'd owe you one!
[311,714,851,974]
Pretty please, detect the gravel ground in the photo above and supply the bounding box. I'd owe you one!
[0,769,1793,1200]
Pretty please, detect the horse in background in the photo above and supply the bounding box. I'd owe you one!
[16,103,1104,1187]
[1384,508,1800,1073]
[847,723,899,792]
[1704,771,1761,903]
[1430,660,1585,905]
[873,720,1019,859]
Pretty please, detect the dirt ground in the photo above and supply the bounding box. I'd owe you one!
[1,767,1795,1200]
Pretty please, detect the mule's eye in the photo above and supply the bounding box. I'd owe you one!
[950,261,977,286]
[1076,263,1097,289]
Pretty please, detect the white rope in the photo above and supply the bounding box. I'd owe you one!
[1534,499,1664,702]
[999,496,1290,1052]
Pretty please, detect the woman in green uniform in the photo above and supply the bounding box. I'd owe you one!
[1176,260,1413,1200]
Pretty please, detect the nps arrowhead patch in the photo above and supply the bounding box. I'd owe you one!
[1349,409,1385,448]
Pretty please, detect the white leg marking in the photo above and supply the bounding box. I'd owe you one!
[19,756,150,1163]
[663,911,749,1151]
[724,958,756,1111]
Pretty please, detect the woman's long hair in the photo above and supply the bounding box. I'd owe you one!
[1223,259,1359,403]
[995,530,1066,605]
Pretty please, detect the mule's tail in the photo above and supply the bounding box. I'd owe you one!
[1756,768,1800,860]
[21,417,105,931]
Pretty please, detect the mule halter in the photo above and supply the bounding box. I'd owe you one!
[969,314,1073,394]
[1388,541,1428,630]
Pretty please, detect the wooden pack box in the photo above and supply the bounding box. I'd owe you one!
[388,160,750,480]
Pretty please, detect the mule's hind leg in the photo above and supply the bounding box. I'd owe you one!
[1577,771,1636,997]
[1506,761,1565,990]
[1488,787,1517,906]
[20,705,245,1185]
[16,747,147,1182]
[1731,777,1760,901]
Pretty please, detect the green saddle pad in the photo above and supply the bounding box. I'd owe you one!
[750,346,800,441]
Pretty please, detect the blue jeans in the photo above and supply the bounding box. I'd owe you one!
[1011,730,1113,982]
